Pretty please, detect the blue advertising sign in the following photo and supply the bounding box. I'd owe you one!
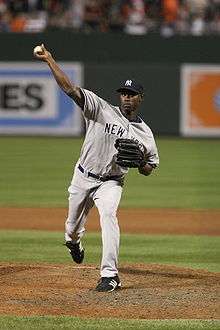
[0,62,83,135]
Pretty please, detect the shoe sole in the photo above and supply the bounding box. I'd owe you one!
[70,251,84,264]
[65,242,84,264]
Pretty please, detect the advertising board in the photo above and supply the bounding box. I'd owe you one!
[0,62,83,136]
[181,64,220,137]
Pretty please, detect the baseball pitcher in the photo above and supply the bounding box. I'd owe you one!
[34,44,159,292]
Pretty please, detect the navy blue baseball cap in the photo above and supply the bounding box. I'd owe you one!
[116,79,144,95]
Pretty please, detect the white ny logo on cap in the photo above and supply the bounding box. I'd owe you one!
[125,80,132,86]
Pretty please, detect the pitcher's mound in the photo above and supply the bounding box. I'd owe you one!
[0,263,219,319]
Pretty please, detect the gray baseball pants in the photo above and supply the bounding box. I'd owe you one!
[65,166,122,278]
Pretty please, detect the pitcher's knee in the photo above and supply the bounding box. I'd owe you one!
[99,214,119,233]
[99,209,117,221]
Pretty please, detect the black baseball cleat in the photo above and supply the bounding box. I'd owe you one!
[65,241,84,264]
[95,275,121,292]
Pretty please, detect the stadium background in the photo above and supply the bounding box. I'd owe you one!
[0,4,220,329]
[1,32,220,135]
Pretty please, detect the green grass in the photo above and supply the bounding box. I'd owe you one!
[0,137,81,207]
[0,316,219,330]
[123,138,220,208]
[0,137,220,208]
[1,137,219,328]
[0,230,219,272]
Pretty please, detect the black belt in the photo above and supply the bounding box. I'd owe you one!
[78,164,122,182]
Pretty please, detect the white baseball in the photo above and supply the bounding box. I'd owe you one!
[33,45,43,55]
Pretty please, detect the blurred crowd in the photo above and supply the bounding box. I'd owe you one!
[0,0,220,36]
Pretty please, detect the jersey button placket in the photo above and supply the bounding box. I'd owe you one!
[127,122,130,137]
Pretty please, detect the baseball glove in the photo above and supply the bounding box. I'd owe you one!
[114,138,146,168]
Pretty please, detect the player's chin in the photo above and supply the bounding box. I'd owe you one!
[122,104,133,113]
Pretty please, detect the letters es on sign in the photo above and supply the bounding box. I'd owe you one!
[0,83,44,111]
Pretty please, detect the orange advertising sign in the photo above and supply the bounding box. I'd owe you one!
[181,65,220,136]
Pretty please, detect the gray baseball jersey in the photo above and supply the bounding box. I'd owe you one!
[79,88,159,175]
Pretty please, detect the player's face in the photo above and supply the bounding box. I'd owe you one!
[120,91,143,114]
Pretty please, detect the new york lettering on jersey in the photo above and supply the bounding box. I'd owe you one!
[104,123,126,137]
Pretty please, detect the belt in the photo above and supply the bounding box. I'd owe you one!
[78,164,122,182]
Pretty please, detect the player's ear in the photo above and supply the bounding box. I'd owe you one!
[139,93,144,102]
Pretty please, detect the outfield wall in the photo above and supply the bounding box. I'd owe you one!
[0,32,219,136]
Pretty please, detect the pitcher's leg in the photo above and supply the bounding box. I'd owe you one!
[64,184,94,264]
[65,184,94,243]
[94,181,122,278]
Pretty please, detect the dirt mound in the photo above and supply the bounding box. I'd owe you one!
[0,262,219,319]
